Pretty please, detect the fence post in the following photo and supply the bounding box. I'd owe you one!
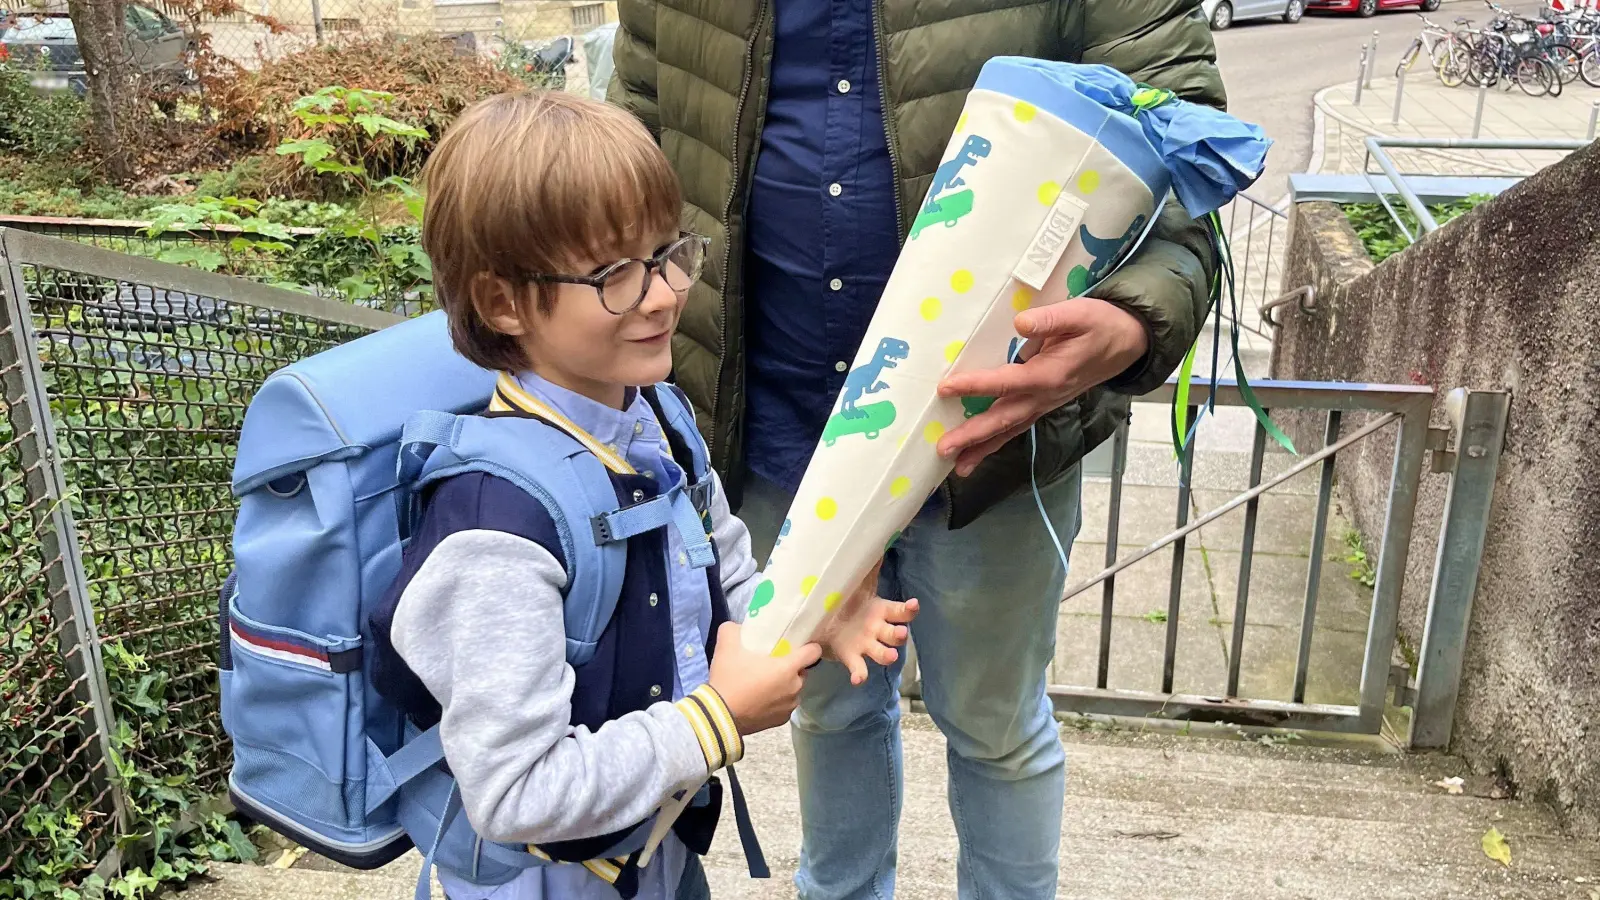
[1472,80,1488,139]
[1366,30,1380,88]
[1392,66,1406,127]
[311,0,325,44]
[0,231,129,832]
[1410,389,1511,750]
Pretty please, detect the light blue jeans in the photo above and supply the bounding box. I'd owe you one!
[738,465,1082,900]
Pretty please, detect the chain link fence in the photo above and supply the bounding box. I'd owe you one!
[0,227,389,887]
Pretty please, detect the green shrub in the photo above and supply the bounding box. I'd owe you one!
[0,63,87,157]
[1342,194,1492,264]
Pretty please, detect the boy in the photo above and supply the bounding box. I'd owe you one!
[368,90,919,900]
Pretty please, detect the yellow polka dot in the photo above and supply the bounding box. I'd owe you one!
[816,497,838,520]
[920,297,942,321]
[950,270,974,294]
[824,592,843,612]
[1011,287,1034,312]
[924,421,946,444]
[772,639,792,657]
[890,476,912,498]
[801,575,818,595]
[1077,170,1101,195]
[1037,181,1061,206]
[956,113,968,133]
[1013,101,1037,122]
[944,340,965,363]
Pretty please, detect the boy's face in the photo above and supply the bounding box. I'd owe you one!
[497,231,688,408]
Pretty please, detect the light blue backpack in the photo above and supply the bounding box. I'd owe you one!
[218,310,724,896]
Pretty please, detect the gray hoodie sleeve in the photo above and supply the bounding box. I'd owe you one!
[388,529,744,846]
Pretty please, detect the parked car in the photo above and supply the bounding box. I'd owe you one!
[0,3,196,95]
[1307,0,1442,17]
[1204,0,1307,29]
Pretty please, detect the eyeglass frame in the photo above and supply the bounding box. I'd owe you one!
[524,232,712,315]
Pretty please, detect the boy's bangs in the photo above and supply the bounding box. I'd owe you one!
[563,135,683,267]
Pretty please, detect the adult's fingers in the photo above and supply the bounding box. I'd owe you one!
[938,391,1043,458]
[1014,296,1097,339]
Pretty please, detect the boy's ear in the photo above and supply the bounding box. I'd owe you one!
[469,273,529,337]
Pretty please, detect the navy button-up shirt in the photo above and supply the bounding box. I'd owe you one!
[744,0,904,495]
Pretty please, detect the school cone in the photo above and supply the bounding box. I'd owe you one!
[739,57,1271,657]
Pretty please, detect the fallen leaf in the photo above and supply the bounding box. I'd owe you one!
[1431,776,1465,795]
[272,845,308,869]
[1481,827,1512,868]
[1116,830,1181,841]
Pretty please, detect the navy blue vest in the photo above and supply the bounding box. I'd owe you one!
[368,395,732,865]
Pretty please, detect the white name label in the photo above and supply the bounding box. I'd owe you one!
[1012,191,1089,291]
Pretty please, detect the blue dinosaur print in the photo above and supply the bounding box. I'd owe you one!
[1079,214,1147,282]
[924,135,992,208]
[774,518,791,549]
[839,337,911,419]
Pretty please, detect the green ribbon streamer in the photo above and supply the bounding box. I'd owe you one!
[1171,212,1296,460]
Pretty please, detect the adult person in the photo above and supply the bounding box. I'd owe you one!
[609,3,1224,897]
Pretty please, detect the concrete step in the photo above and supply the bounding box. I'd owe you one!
[182,713,1600,900]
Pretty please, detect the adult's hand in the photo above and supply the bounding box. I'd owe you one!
[935,297,1148,477]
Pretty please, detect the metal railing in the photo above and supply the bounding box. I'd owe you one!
[0,228,392,882]
[1218,193,1286,342]
[1361,136,1592,245]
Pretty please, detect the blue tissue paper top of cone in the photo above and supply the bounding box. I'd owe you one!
[974,57,1272,218]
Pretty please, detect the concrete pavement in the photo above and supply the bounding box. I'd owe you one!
[185,719,1600,898]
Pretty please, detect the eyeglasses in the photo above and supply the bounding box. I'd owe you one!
[528,232,711,315]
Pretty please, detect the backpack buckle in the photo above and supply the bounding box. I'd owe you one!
[687,478,714,515]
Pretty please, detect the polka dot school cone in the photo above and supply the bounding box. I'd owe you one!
[739,58,1271,657]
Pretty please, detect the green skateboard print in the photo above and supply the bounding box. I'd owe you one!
[910,189,974,240]
[823,400,897,446]
[961,396,996,419]
[748,579,775,618]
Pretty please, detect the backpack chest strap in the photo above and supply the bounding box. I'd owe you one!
[591,481,716,569]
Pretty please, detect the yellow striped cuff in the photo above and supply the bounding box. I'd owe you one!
[674,684,744,771]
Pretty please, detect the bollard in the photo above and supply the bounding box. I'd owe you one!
[1471,78,1487,139]
[1366,31,1380,89]
[1355,46,1369,105]
[1392,66,1406,127]
[1589,100,1599,142]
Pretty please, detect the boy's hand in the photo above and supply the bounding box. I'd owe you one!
[708,622,822,735]
[818,559,920,686]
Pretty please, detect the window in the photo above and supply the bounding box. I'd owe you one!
[123,4,169,36]
[571,3,604,28]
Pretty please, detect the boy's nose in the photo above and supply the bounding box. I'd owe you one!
[637,268,681,313]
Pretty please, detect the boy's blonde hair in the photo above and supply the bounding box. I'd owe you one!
[420,90,683,372]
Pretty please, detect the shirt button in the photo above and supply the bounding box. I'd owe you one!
[684,645,696,658]
[835,361,849,373]
[829,278,843,292]
[632,489,645,502]
[649,593,659,607]
[837,79,851,93]
[643,470,656,480]
[633,421,643,435]
[650,685,662,698]
[678,552,688,566]
[828,183,842,197]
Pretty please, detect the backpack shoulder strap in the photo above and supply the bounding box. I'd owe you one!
[643,383,715,516]
[397,410,626,667]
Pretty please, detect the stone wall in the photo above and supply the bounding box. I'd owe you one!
[1271,141,1600,836]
